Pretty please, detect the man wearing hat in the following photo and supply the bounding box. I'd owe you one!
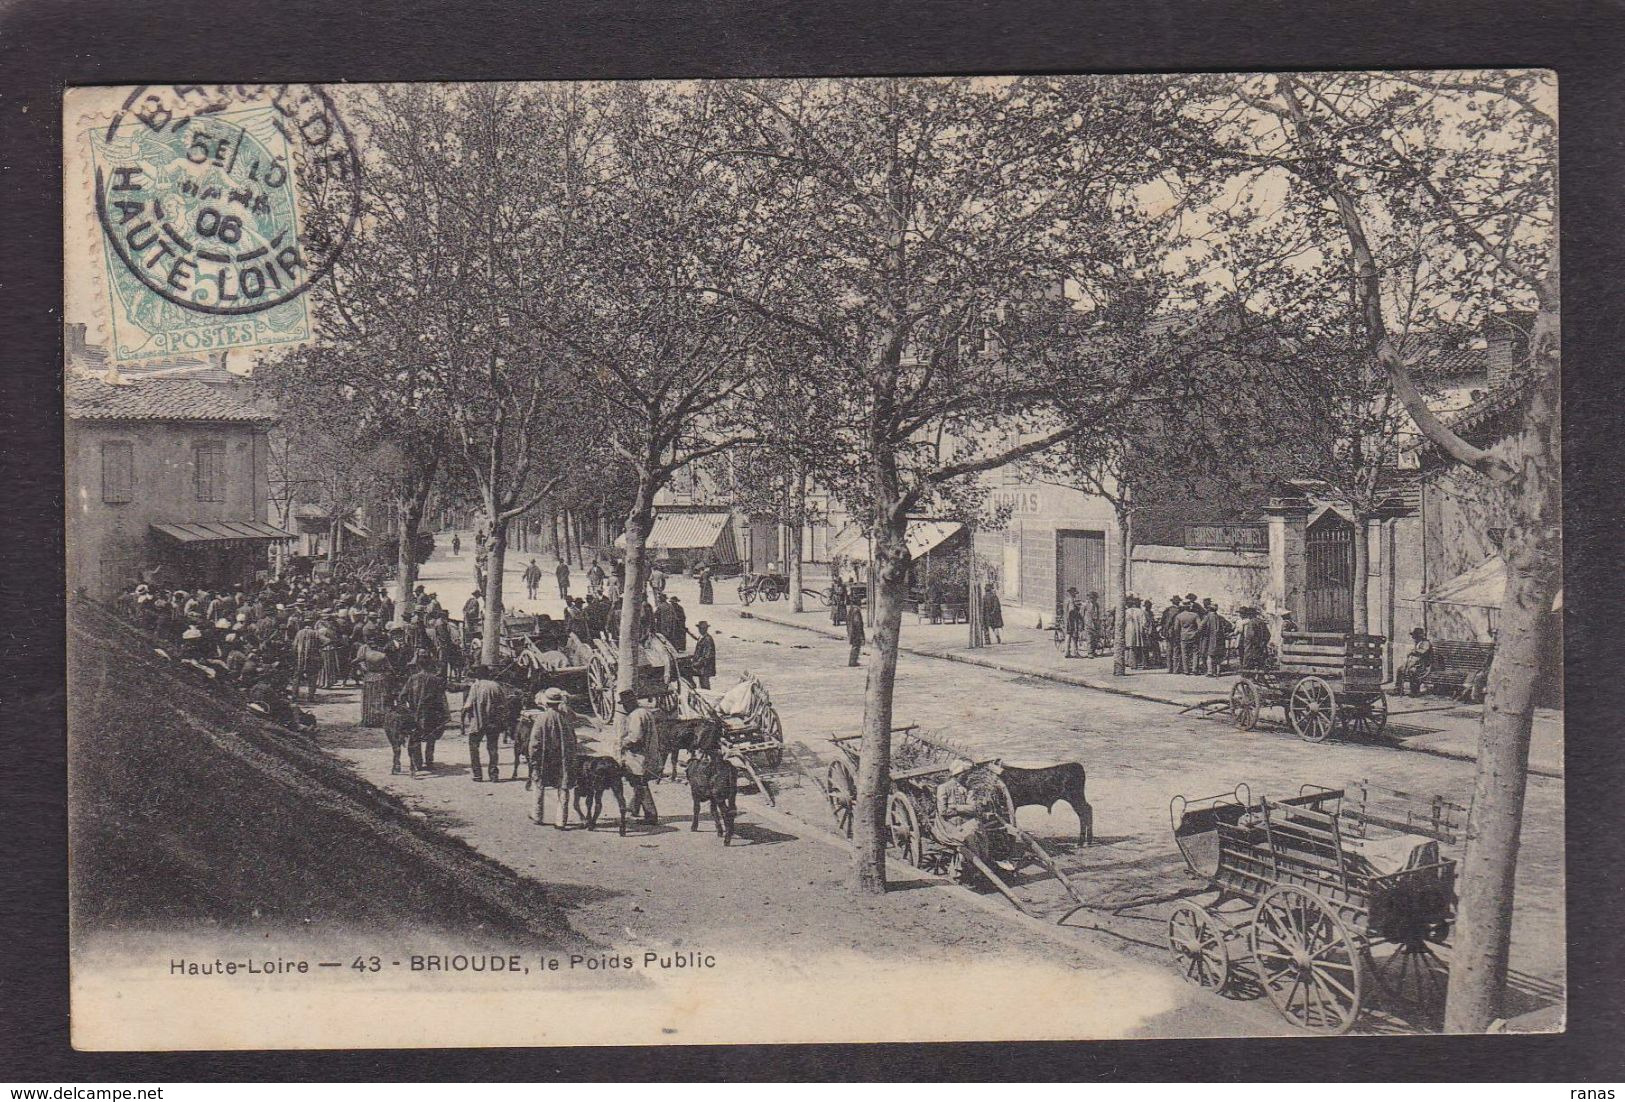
[845,593,866,667]
[1064,588,1085,658]
[690,621,717,689]
[1237,606,1272,672]
[616,689,661,825]
[396,656,449,773]
[1396,627,1434,697]
[525,687,579,827]
[461,665,507,782]
[292,618,323,701]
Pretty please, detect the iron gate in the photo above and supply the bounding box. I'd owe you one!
[1305,514,1354,632]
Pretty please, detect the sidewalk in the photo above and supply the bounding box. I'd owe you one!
[735,597,1564,780]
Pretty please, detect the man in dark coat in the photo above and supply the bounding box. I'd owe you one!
[461,666,507,782]
[846,596,866,667]
[396,658,449,772]
[1174,600,1203,676]
[526,687,579,828]
[1161,596,1184,672]
[982,587,1004,644]
[691,621,717,689]
[665,595,688,652]
[696,564,714,605]
[617,689,661,825]
[1237,607,1272,671]
[555,559,571,600]
[292,621,323,701]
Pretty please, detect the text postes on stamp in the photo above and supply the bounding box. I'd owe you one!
[86,85,361,362]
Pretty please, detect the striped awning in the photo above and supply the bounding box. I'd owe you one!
[151,520,297,544]
[830,520,964,562]
[617,511,732,551]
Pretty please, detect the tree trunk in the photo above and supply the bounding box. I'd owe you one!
[853,507,909,895]
[1352,514,1370,635]
[1113,505,1130,677]
[615,480,657,698]
[1444,346,1561,1032]
[479,520,508,668]
[549,509,562,563]
[395,500,422,613]
[328,518,341,564]
[790,473,807,613]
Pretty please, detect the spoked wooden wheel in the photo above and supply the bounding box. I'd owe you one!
[1230,680,1260,731]
[1365,939,1448,1022]
[1168,902,1232,991]
[586,656,615,721]
[1345,692,1389,738]
[758,708,785,768]
[886,792,922,867]
[825,758,856,838]
[1289,676,1338,743]
[738,582,754,606]
[1250,885,1365,1034]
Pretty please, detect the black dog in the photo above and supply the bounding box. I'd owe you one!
[685,721,737,844]
[383,708,419,775]
[572,754,628,835]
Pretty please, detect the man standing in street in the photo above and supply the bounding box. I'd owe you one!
[1064,588,1085,658]
[556,558,571,600]
[696,564,714,605]
[1237,607,1271,671]
[587,560,605,598]
[395,656,449,774]
[1161,595,1183,673]
[648,563,667,602]
[666,594,688,652]
[691,620,717,689]
[526,687,579,828]
[846,595,866,667]
[452,533,461,556]
[617,689,660,826]
[461,665,507,783]
[292,619,322,701]
[461,590,483,650]
[1083,592,1102,658]
[1174,598,1203,676]
[523,558,543,601]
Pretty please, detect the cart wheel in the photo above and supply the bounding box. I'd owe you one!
[1230,680,1260,731]
[766,587,781,602]
[587,656,615,722]
[1365,939,1448,1022]
[1346,692,1389,738]
[1250,885,1365,1034]
[759,707,785,768]
[886,792,922,867]
[1168,902,1232,991]
[737,582,753,606]
[825,759,856,838]
[1288,676,1338,743]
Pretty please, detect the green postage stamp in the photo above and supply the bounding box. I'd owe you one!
[75,85,361,363]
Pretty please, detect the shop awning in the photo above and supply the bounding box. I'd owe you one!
[829,520,964,562]
[151,520,296,544]
[616,512,732,551]
[1423,555,1505,609]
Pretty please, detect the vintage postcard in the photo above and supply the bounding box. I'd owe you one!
[63,72,1562,1050]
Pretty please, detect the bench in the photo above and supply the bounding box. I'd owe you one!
[1422,639,1495,697]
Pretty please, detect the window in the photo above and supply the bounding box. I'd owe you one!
[193,441,226,502]
[100,441,133,503]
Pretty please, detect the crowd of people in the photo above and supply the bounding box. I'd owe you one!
[1056,589,1275,677]
[110,561,423,731]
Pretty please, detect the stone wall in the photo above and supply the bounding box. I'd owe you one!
[1128,545,1270,614]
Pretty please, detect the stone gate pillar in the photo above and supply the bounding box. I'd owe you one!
[1265,496,1310,630]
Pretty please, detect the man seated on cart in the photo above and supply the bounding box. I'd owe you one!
[934,759,993,869]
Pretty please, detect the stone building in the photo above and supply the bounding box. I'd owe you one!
[66,372,290,600]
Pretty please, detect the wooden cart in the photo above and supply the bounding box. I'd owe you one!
[1167,780,1463,1033]
[824,726,1083,918]
[583,634,695,721]
[1229,632,1389,742]
[672,673,787,804]
[737,572,790,605]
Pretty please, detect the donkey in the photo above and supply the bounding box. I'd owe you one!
[684,720,738,844]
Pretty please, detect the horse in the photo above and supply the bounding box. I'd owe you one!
[684,720,737,844]
[573,754,628,835]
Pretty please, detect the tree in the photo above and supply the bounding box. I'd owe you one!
[1171,70,1558,1030]
[721,76,1178,893]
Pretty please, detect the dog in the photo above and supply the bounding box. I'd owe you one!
[684,721,737,844]
[383,707,419,775]
[572,754,628,835]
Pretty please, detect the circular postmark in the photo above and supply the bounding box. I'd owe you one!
[92,84,361,316]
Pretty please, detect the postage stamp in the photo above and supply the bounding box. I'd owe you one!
[76,85,361,363]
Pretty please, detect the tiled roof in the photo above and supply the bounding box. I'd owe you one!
[65,375,274,425]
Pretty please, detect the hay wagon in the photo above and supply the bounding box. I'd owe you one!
[665,672,788,804]
[1229,632,1389,742]
[583,634,695,721]
[824,726,1083,918]
[1167,780,1464,1034]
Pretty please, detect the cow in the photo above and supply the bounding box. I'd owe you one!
[685,720,737,844]
[573,754,628,835]
[382,707,419,775]
[996,761,1094,845]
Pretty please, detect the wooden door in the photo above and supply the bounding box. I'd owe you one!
[1054,530,1106,621]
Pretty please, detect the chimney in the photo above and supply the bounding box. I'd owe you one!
[1483,312,1530,390]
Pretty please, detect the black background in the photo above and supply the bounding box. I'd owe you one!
[2,0,1622,1081]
